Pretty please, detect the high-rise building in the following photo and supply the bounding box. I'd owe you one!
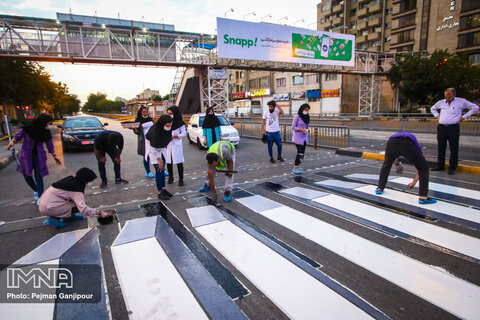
[318,0,394,52]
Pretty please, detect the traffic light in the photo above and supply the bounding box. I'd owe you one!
[25,106,29,110]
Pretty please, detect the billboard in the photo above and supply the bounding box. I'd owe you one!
[217,18,355,67]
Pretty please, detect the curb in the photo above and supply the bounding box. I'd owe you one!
[336,148,480,175]
[0,152,18,172]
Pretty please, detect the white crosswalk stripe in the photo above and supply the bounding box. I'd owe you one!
[189,211,375,320]
[236,194,480,320]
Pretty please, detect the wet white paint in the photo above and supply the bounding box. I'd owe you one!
[195,219,373,320]
[112,237,208,320]
[313,193,480,260]
[356,185,480,224]
[391,177,480,200]
[238,195,480,320]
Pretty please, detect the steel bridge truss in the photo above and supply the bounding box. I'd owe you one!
[0,15,398,114]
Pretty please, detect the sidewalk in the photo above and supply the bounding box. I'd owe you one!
[0,126,20,171]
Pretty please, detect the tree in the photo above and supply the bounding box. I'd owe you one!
[83,92,107,112]
[0,61,81,119]
[151,95,163,101]
[388,49,480,111]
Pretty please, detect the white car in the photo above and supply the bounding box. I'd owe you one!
[187,113,240,149]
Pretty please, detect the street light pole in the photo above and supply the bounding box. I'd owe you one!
[261,14,272,22]
[224,8,234,18]
[308,21,318,29]
[243,11,256,20]
[277,16,288,24]
[293,19,305,26]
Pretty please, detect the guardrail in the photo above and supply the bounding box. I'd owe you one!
[230,115,480,135]
[235,121,349,149]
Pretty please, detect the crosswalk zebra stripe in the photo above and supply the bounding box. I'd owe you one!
[0,259,58,320]
[111,237,209,320]
[236,195,480,320]
[194,219,374,320]
[311,193,480,260]
[355,185,480,224]
[390,176,480,200]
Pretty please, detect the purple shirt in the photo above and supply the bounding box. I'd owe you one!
[389,132,422,151]
[292,115,309,145]
[14,129,55,177]
[431,97,479,125]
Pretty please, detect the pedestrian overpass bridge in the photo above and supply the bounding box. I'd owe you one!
[0,14,394,114]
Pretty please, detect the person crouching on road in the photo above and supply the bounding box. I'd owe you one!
[199,141,236,203]
[39,167,110,228]
[146,115,174,200]
[292,103,310,174]
[376,132,436,204]
[94,130,128,188]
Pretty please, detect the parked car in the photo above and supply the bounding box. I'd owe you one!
[57,116,108,151]
[187,113,240,149]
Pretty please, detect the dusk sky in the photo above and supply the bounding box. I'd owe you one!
[1,0,318,103]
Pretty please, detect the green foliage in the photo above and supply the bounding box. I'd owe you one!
[388,49,480,108]
[0,61,80,118]
[83,93,124,113]
[151,95,163,101]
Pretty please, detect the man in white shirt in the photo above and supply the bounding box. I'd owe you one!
[430,88,479,174]
[261,100,285,163]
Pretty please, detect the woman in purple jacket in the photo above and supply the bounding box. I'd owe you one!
[291,104,310,174]
[6,113,61,202]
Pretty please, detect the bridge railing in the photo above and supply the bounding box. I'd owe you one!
[235,120,349,149]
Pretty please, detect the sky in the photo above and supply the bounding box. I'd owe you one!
[0,0,319,104]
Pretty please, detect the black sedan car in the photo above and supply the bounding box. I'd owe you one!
[58,116,108,151]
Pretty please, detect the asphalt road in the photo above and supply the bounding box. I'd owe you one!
[0,115,479,320]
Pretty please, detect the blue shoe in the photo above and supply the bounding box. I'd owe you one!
[165,171,169,177]
[199,185,211,192]
[419,197,437,205]
[33,192,39,201]
[69,213,85,221]
[224,191,232,202]
[292,168,302,174]
[42,217,66,228]
[145,173,154,178]
[375,188,384,195]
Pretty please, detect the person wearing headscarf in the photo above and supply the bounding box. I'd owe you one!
[39,167,110,228]
[291,103,310,174]
[133,106,155,178]
[202,107,222,148]
[6,113,61,202]
[166,106,186,186]
[146,115,174,200]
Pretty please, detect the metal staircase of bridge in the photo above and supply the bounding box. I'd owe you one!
[0,14,394,114]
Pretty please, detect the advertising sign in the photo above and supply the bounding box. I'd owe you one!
[233,92,246,100]
[208,68,228,79]
[217,18,355,67]
[250,88,271,97]
[321,89,340,98]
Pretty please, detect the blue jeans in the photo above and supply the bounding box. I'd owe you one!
[23,154,44,196]
[143,155,151,174]
[97,147,121,182]
[153,154,166,191]
[267,131,282,158]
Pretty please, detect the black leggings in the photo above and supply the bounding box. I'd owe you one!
[167,163,184,181]
[295,142,306,166]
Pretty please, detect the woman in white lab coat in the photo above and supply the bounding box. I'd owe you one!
[166,106,186,186]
